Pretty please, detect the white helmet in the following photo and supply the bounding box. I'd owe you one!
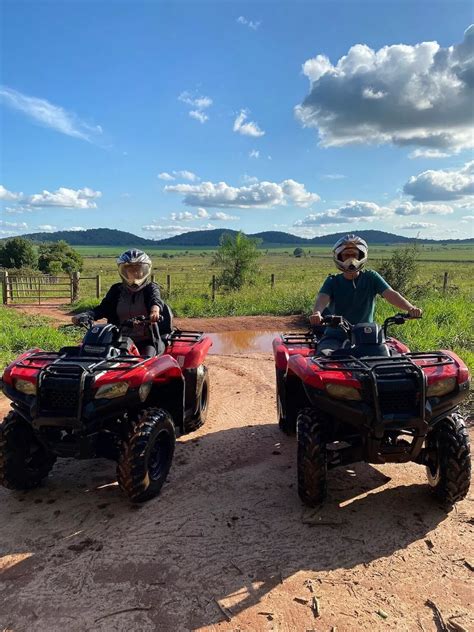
[332,234,368,272]
[117,249,152,290]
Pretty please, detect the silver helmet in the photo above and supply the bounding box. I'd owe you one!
[332,234,368,272]
[117,249,152,290]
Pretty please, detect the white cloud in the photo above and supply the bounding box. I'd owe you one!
[210,211,239,220]
[462,215,474,220]
[0,185,23,201]
[242,174,259,184]
[296,25,474,153]
[37,225,57,232]
[394,201,453,215]
[295,200,388,226]
[158,170,199,182]
[249,149,260,159]
[165,179,319,209]
[233,110,265,137]
[398,222,437,230]
[237,16,261,30]
[189,110,209,124]
[68,226,86,231]
[197,207,209,218]
[0,85,102,142]
[404,161,474,201]
[179,91,212,123]
[142,223,215,236]
[321,174,346,180]
[28,187,102,209]
[408,149,451,159]
[169,209,238,221]
[0,220,28,229]
[170,211,196,221]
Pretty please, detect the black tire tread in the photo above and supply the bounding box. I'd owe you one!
[426,412,471,505]
[297,407,327,506]
[184,367,210,434]
[117,407,175,502]
[0,410,56,490]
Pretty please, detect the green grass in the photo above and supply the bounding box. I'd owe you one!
[0,308,81,369]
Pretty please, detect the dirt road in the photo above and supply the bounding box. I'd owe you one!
[0,310,473,631]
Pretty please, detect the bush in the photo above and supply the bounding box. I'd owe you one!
[212,232,261,291]
[38,241,83,274]
[293,247,304,258]
[377,243,419,294]
[0,237,37,269]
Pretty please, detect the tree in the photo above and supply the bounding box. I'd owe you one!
[0,237,37,269]
[212,232,261,291]
[293,247,304,258]
[38,241,84,274]
[377,243,419,294]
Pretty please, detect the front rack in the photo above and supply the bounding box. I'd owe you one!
[311,350,455,373]
[16,351,150,376]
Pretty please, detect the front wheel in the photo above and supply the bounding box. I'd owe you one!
[425,413,471,505]
[0,411,56,490]
[117,408,176,502]
[184,366,210,433]
[297,408,327,507]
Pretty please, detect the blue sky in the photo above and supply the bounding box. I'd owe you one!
[1,0,473,241]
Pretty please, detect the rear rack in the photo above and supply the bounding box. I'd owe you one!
[280,331,316,346]
[167,330,204,343]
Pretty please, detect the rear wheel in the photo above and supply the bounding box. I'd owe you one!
[184,366,210,433]
[0,411,56,490]
[117,408,176,502]
[297,408,327,506]
[425,413,471,505]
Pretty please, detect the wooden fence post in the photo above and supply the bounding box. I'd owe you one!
[166,274,171,296]
[442,271,448,294]
[2,271,9,305]
[271,273,275,289]
[72,271,80,303]
[212,275,216,301]
[96,274,101,298]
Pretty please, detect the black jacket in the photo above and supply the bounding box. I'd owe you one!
[92,282,164,326]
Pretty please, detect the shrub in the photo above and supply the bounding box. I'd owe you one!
[0,237,37,269]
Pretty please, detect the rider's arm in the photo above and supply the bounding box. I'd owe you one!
[310,293,331,325]
[91,284,122,321]
[145,283,164,322]
[382,289,422,317]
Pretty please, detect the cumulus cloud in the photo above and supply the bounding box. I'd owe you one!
[408,149,451,159]
[237,16,261,30]
[296,26,474,153]
[294,200,388,226]
[404,161,474,201]
[165,179,319,208]
[394,201,453,215]
[68,226,86,231]
[28,187,102,209]
[178,91,212,123]
[142,223,215,236]
[0,220,28,229]
[37,224,57,232]
[398,222,437,230]
[169,209,238,221]
[321,174,345,180]
[233,110,265,137]
[0,185,23,201]
[0,85,102,142]
[249,149,260,158]
[158,170,199,182]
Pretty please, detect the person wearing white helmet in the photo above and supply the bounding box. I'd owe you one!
[72,249,170,355]
[310,235,422,354]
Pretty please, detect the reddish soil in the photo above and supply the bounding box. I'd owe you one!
[0,306,472,631]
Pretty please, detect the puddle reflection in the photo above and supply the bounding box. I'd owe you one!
[208,331,279,354]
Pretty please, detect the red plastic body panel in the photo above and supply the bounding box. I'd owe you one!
[272,337,313,373]
[288,354,362,390]
[2,349,43,386]
[166,336,212,369]
[386,337,410,354]
[412,350,470,385]
[93,354,182,389]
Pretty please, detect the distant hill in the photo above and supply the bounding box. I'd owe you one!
[14,226,474,247]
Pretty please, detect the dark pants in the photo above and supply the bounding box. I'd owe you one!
[136,338,165,357]
[316,335,346,356]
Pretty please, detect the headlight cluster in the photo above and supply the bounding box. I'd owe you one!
[14,379,37,395]
[427,377,456,397]
[325,383,361,401]
[95,382,129,399]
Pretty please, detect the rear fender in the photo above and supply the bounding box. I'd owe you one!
[168,336,212,369]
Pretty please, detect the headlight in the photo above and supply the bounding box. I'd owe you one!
[325,383,361,401]
[427,377,456,398]
[14,379,37,395]
[95,382,129,399]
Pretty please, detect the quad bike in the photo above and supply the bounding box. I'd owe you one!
[0,311,211,502]
[273,314,471,507]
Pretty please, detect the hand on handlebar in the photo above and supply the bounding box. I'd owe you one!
[309,311,323,326]
[71,312,93,326]
[149,306,161,323]
[407,306,422,318]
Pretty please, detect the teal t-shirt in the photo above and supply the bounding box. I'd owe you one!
[319,269,390,333]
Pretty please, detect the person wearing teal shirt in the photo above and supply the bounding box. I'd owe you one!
[310,235,422,354]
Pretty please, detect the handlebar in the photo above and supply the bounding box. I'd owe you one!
[311,312,421,339]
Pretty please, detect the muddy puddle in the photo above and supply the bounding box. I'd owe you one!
[208,330,279,354]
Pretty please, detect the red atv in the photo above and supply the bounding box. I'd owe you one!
[0,312,211,502]
[273,314,471,507]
